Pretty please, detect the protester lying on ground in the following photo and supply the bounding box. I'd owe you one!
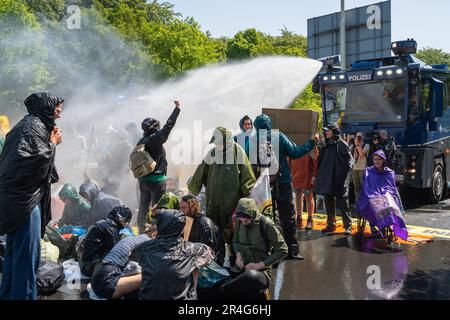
[137,209,214,300]
[56,183,91,228]
[0,93,63,300]
[180,195,225,266]
[78,206,132,277]
[90,225,156,300]
[79,181,123,227]
[136,100,181,234]
[220,198,288,300]
[252,114,320,260]
[188,127,256,248]
[357,150,408,241]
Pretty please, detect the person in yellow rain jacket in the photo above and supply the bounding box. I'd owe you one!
[0,115,10,154]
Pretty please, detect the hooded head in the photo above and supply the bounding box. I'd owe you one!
[79,181,101,203]
[24,93,64,131]
[235,198,260,222]
[157,192,180,210]
[107,206,132,229]
[210,127,233,146]
[59,183,83,203]
[323,122,341,139]
[239,115,253,133]
[254,115,273,131]
[154,209,185,239]
[372,149,387,170]
[141,118,160,136]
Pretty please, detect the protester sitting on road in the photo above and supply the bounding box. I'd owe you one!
[43,183,91,259]
[315,123,354,235]
[357,150,408,241]
[79,180,123,227]
[78,206,132,277]
[89,226,156,300]
[288,145,319,231]
[137,100,181,234]
[220,198,288,300]
[57,183,91,228]
[180,195,225,266]
[137,209,214,300]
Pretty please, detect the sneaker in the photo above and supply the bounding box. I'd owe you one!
[287,252,305,260]
[287,245,304,260]
[305,218,313,231]
[322,225,337,233]
[344,226,353,235]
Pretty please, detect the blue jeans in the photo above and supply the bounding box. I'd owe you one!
[0,205,41,300]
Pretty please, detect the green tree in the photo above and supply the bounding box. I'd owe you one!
[142,18,223,76]
[271,26,307,57]
[416,47,450,66]
[290,85,323,129]
[0,0,50,120]
[26,0,65,22]
[226,28,275,60]
[146,0,180,24]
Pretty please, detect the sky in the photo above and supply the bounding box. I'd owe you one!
[167,0,450,52]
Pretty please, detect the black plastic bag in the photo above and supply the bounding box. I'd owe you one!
[37,261,65,296]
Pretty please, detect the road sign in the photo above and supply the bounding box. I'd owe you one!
[307,0,391,67]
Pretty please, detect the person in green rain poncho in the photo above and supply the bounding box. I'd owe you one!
[188,127,256,245]
[57,183,91,228]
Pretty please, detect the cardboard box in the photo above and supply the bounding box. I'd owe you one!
[262,108,319,145]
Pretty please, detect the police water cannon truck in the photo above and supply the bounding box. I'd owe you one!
[313,39,450,203]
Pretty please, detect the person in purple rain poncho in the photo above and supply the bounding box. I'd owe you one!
[357,149,408,241]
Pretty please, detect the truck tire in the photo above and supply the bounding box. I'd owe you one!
[427,165,445,204]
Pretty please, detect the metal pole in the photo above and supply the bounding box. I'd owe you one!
[84,125,94,177]
[340,0,346,70]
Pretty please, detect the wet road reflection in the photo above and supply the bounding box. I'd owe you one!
[270,232,450,300]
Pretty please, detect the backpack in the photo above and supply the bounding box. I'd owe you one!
[37,261,65,296]
[129,144,156,178]
[252,140,280,185]
[258,216,283,269]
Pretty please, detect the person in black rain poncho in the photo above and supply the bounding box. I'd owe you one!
[0,93,63,300]
[137,209,214,300]
[78,206,133,278]
[79,180,123,227]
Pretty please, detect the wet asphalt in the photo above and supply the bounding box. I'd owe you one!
[3,190,450,300]
[271,232,450,300]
